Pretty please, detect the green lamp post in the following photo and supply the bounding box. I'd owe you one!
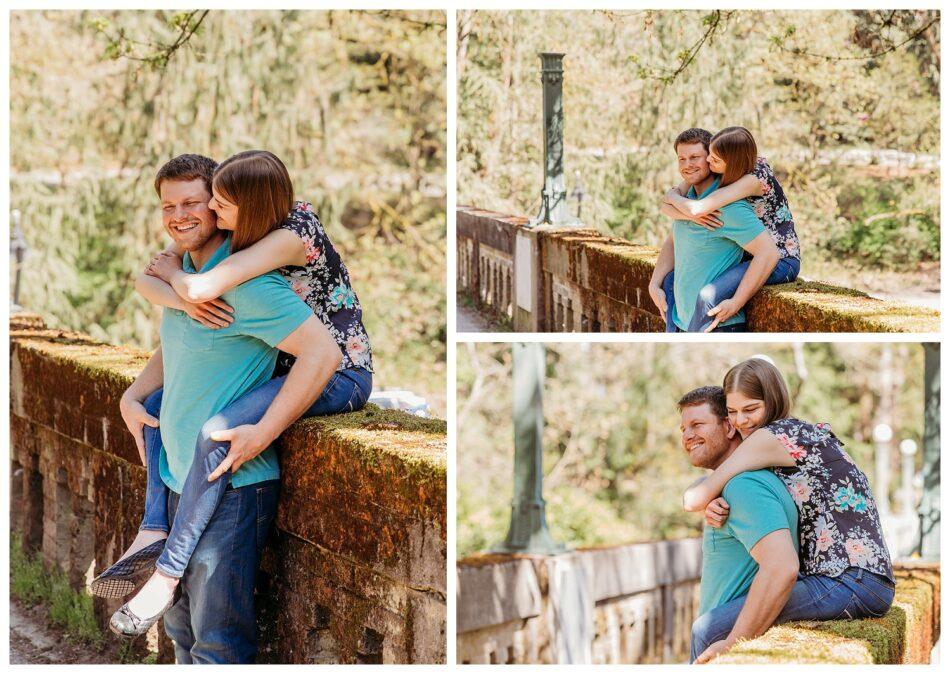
[492,343,566,554]
[529,53,581,228]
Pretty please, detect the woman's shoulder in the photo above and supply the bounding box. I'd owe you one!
[279,201,327,239]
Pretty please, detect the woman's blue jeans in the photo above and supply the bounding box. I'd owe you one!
[690,567,895,662]
[140,367,372,578]
[663,256,800,333]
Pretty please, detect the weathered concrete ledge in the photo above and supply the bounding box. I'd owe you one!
[9,313,446,664]
[457,206,940,332]
[456,539,703,664]
[715,562,940,664]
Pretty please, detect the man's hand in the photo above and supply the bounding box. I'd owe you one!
[119,393,159,466]
[705,497,730,528]
[207,425,273,481]
[695,639,734,664]
[704,297,742,332]
[648,283,667,321]
[182,300,235,329]
[145,250,184,283]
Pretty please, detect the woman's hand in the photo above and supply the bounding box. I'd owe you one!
[705,497,730,528]
[182,300,235,329]
[206,424,274,481]
[687,212,724,231]
[704,298,742,332]
[145,250,184,283]
[119,393,159,466]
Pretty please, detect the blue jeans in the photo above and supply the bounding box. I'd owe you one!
[663,256,800,333]
[690,567,895,662]
[163,479,279,664]
[139,367,372,577]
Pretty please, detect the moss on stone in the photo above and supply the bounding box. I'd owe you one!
[714,563,939,664]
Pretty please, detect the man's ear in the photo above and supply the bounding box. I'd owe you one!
[724,419,738,440]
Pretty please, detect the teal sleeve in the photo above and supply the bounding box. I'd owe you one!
[719,200,766,247]
[723,474,791,553]
[232,272,313,347]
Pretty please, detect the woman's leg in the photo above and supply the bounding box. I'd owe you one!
[661,270,678,333]
[690,570,891,662]
[122,367,371,618]
[686,256,799,332]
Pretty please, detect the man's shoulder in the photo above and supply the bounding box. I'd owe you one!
[718,197,755,218]
[723,470,785,500]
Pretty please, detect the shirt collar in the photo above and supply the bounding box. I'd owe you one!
[687,176,721,200]
[183,235,231,273]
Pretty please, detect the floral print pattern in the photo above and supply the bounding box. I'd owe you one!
[750,157,801,261]
[767,417,893,581]
[274,202,373,373]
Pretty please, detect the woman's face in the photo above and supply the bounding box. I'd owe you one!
[209,186,239,231]
[726,390,766,439]
[707,147,726,174]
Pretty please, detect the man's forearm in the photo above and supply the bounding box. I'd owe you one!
[731,250,778,307]
[124,347,164,402]
[650,236,675,288]
[724,563,796,646]
[255,351,341,445]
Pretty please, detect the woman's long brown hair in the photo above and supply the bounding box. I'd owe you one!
[710,127,758,187]
[212,150,293,253]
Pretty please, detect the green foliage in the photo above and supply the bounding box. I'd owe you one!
[11,10,446,411]
[458,10,939,282]
[10,535,104,648]
[457,343,926,557]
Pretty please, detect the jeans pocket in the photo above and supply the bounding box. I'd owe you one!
[832,595,861,621]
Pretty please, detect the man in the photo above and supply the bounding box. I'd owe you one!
[648,128,779,332]
[117,154,341,662]
[677,387,800,663]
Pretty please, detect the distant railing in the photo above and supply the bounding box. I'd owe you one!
[456,539,703,664]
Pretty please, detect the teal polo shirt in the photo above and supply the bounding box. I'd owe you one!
[158,236,312,493]
[671,177,766,330]
[698,470,799,615]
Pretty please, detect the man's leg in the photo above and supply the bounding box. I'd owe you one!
[160,491,195,664]
[172,479,279,664]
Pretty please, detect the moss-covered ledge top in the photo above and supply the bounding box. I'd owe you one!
[10,313,446,477]
[714,563,940,664]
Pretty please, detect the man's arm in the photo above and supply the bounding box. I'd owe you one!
[119,347,164,465]
[207,316,343,480]
[695,529,799,663]
[647,235,675,318]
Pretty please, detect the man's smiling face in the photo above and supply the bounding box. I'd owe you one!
[680,403,733,469]
[160,178,218,252]
[676,141,712,187]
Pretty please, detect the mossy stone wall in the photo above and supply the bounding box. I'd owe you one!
[456,207,939,332]
[9,314,446,664]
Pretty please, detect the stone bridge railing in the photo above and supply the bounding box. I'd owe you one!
[456,539,703,664]
[457,206,940,332]
[9,313,446,664]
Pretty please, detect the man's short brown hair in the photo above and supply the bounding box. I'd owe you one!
[154,154,218,196]
[677,386,728,420]
[674,128,713,153]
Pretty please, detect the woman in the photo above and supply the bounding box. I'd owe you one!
[661,127,802,332]
[96,150,373,636]
[685,358,894,663]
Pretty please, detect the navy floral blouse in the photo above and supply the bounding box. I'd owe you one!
[749,157,801,261]
[273,201,373,374]
[767,418,893,581]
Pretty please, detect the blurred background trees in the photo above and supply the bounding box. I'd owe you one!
[457,342,927,557]
[11,10,446,412]
[457,10,939,303]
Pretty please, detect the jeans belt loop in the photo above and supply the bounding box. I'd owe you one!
[855,567,864,581]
